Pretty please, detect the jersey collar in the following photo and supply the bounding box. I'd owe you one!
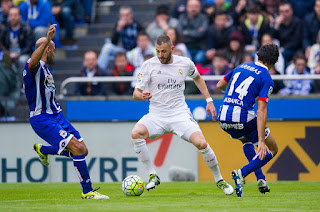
[254,61,268,70]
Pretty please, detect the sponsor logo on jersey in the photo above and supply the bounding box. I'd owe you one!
[158,83,183,90]
[23,69,26,76]
[178,69,183,75]
[223,97,244,106]
[220,122,244,130]
[59,130,67,138]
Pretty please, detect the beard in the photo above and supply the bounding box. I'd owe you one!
[159,52,172,64]
[47,53,55,67]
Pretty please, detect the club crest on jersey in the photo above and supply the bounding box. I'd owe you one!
[59,130,67,138]
[45,74,56,91]
[178,69,183,76]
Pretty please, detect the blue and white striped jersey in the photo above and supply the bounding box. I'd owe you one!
[23,59,61,118]
[217,62,274,123]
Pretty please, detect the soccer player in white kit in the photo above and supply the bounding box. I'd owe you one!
[131,35,233,195]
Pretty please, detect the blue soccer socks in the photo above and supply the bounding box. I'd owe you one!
[243,143,266,180]
[73,154,92,194]
[40,145,58,155]
[241,151,273,178]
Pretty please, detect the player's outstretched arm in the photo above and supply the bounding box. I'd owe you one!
[133,88,152,101]
[193,75,217,120]
[29,24,56,70]
[257,100,271,160]
[216,78,228,91]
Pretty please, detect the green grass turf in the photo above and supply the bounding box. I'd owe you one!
[0,181,319,211]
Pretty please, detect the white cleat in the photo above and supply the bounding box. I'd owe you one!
[146,174,160,190]
[216,180,234,195]
[257,179,270,194]
[231,169,245,197]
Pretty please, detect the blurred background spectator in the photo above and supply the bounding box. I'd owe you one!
[0,7,34,72]
[240,4,270,54]
[80,0,93,23]
[106,51,134,96]
[223,31,244,69]
[203,50,230,94]
[303,0,320,60]
[19,0,62,47]
[126,31,155,69]
[166,27,191,58]
[272,1,303,64]
[206,11,235,62]
[146,4,178,44]
[75,51,105,96]
[203,0,232,25]
[255,33,285,74]
[279,53,312,96]
[0,0,13,24]
[177,0,208,64]
[97,5,143,71]
[48,0,85,46]
[0,42,16,97]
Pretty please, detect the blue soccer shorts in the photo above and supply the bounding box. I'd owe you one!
[30,112,82,154]
[219,118,270,145]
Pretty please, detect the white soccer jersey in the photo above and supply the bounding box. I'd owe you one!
[135,55,199,115]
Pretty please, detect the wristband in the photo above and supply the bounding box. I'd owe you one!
[206,97,213,103]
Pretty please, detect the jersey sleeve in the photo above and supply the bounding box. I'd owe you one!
[26,60,40,75]
[135,61,150,90]
[258,74,274,102]
[187,59,199,78]
[224,69,234,82]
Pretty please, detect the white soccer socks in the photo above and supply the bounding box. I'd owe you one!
[199,144,223,183]
[132,138,156,175]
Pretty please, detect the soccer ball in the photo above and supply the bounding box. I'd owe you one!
[122,175,144,196]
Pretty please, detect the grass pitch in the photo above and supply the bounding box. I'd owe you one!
[0,181,319,211]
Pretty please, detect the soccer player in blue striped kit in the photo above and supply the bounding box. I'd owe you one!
[216,44,279,197]
[23,24,108,199]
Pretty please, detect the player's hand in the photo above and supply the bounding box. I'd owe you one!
[257,140,271,160]
[47,24,57,42]
[116,19,126,32]
[142,91,152,100]
[206,101,216,121]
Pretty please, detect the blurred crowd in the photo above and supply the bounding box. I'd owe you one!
[1,0,320,101]
[0,0,93,101]
[78,0,320,97]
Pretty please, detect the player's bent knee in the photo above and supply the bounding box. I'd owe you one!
[131,126,148,140]
[271,143,278,157]
[67,138,87,155]
[198,141,207,150]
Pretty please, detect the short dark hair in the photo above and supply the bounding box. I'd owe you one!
[293,52,306,63]
[257,44,279,66]
[279,1,291,9]
[156,4,169,16]
[138,31,149,39]
[115,51,127,59]
[246,4,261,14]
[214,50,228,60]
[156,35,171,46]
